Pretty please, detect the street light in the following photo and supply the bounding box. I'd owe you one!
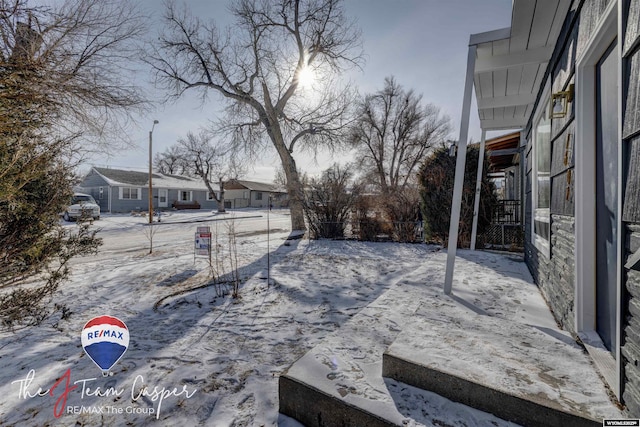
[149,120,159,224]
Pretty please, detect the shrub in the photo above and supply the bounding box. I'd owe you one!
[418,146,496,247]
[302,164,360,239]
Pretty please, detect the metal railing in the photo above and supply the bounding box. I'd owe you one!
[492,199,521,224]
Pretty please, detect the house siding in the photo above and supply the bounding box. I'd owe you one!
[524,0,640,413]
[81,169,109,188]
[484,0,640,413]
[78,168,222,213]
[524,0,579,334]
[113,187,146,213]
[623,0,640,415]
[78,169,111,212]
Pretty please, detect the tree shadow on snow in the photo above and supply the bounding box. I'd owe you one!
[1,231,304,424]
[156,269,198,287]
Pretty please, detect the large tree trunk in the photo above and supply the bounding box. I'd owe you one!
[217,177,226,213]
[270,129,305,231]
[281,153,306,231]
[262,87,306,232]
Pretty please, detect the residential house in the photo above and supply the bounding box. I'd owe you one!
[79,167,220,213]
[223,179,288,209]
[480,132,523,247]
[486,131,522,203]
[447,0,640,414]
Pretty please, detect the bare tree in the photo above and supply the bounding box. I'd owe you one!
[147,0,363,231]
[350,76,451,194]
[154,146,190,176]
[273,164,287,188]
[1,0,147,149]
[176,131,246,213]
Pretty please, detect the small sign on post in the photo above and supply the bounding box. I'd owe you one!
[194,226,212,265]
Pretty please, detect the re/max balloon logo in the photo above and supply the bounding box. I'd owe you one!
[81,316,129,375]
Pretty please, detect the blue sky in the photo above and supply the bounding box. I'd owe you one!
[90,0,513,181]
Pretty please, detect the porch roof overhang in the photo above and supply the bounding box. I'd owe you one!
[472,0,571,132]
[445,0,572,294]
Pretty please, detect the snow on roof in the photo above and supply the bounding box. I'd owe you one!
[225,179,286,193]
[91,167,219,191]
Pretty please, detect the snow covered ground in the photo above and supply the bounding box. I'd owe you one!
[0,209,619,426]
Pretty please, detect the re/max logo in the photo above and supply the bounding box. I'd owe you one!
[604,419,640,427]
[86,330,124,340]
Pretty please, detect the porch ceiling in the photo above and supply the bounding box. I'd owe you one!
[472,0,572,131]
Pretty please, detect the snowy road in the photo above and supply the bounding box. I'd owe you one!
[66,210,292,266]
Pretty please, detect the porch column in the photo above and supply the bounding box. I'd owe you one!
[470,129,487,250]
[444,43,477,295]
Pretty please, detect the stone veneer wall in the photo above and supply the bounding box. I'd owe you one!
[622,0,640,415]
[623,225,640,415]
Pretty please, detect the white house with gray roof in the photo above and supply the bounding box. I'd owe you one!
[223,179,288,209]
[79,167,220,213]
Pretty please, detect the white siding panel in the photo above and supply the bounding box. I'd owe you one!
[492,38,510,56]
[504,106,516,119]
[493,68,508,98]
[474,75,483,99]
[506,66,524,96]
[519,63,541,94]
[509,0,537,52]
[478,71,493,103]
[514,104,529,121]
[528,1,558,48]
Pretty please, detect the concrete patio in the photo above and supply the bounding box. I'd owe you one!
[279,249,623,426]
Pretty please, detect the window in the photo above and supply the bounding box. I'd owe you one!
[255,192,263,201]
[532,92,551,254]
[180,191,192,202]
[120,187,141,200]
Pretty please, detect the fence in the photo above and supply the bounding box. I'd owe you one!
[492,199,521,224]
[480,199,524,250]
[479,224,524,250]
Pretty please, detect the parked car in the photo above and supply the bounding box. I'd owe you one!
[63,193,100,221]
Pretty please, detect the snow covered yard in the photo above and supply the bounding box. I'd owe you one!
[1,210,443,426]
[1,209,619,426]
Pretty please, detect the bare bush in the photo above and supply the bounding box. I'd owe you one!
[352,195,386,241]
[226,218,240,298]
[302,164,360,239]
[383,188,423,243]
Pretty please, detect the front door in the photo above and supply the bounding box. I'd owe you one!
[158,189,168,208]
[595,40,618,355]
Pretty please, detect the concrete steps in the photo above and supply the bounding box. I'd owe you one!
[278,251,622,426]
[381,304,608,427]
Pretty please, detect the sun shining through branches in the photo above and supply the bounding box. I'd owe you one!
[151,0,364,232]
[296,65,316,89]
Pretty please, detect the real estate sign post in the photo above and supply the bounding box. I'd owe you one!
[194,226,212,266]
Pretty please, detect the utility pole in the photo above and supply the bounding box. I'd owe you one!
[149,120,159,224]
